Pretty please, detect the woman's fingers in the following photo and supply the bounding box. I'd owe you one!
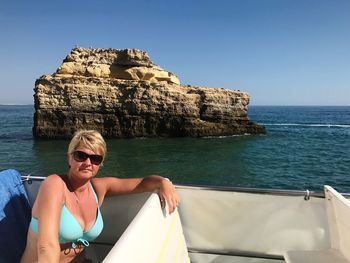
[159,196,166,209]
[159,194,175,212]
[158,183,180,214]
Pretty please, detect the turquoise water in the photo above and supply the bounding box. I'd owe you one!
[1,105,349,192]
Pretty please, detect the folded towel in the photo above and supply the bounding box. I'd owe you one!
[0,169,31,263]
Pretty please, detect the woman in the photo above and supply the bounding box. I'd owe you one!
[21,130,180,263]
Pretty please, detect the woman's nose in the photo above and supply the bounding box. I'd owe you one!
[83,157,92,165]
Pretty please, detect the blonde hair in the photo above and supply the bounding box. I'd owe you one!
[68,130,107,159]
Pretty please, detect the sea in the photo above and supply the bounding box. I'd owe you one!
[1,105,350,193]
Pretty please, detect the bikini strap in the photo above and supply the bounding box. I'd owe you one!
[90,182,99,205]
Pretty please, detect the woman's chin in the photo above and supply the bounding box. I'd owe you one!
[79,170,94,177]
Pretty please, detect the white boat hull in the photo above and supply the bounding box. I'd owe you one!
[20,177,350,263]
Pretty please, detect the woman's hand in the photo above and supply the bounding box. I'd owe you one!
[158,178,180,214]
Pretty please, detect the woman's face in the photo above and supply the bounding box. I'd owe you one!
[68,146,103,179]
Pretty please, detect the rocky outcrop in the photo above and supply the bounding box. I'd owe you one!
[56,48,180,85]
[33,47,265,139]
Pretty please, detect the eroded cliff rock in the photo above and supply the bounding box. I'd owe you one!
[33,47,265,139]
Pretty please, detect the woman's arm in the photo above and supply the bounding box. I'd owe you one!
[92,176,180,213]
[34,175,64,263]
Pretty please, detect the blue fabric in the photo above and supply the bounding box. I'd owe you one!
[0,169,31,263]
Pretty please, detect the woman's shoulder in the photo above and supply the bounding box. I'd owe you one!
[44,174,64,183]
[91,177,121,187]
[90,177,119,198]
[34,174,66,209]
[41,174,66,191]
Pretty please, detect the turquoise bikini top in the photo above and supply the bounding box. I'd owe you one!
[30,183,104,248]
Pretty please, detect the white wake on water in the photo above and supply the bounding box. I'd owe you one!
[262,123,350,128]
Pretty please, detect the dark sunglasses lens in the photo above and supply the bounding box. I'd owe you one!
[74,151,89,162]
[90,155,103,165]
[73,151,103,165]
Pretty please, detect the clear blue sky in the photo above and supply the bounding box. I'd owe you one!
[1,0,349,105]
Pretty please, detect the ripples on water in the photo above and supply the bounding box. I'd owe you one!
[0,105,349,192]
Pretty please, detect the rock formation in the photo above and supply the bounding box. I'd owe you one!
[33,47,265,139]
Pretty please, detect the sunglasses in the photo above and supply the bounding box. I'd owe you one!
[73,151,103,165]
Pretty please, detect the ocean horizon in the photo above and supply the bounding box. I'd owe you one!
[2,103,350,106]
[0,105,349,193]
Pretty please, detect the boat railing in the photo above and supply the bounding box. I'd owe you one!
[177,183,350,199]
[21,174,45,182]
[20,175,350,199]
